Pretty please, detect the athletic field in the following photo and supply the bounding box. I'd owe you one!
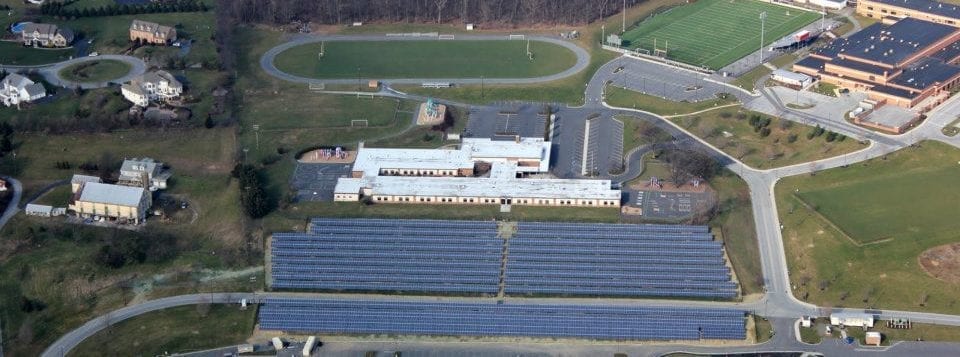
[622,0,819,70]
[273,40,577,79]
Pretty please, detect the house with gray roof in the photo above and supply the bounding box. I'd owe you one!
[121,70,183,107]
[0,73,46,107]
[21,22,74,47]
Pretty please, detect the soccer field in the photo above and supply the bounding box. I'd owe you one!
[622,0,819,70]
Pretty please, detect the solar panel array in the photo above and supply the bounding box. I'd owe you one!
[271,219,501,294]
[506,222,737,299]
[259,298,747,341]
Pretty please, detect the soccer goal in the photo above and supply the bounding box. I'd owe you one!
[308,83,325,91]
[351,119,369,127]
[508,34,525,40]
[438,34,455,40]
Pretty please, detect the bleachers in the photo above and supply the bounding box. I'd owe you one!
[259,298,747,340]
[505,222,736,299]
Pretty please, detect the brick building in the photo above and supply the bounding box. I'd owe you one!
[129,19,177,45]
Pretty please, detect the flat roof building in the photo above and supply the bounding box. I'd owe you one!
[335,138,620,208]
[858,0,960,27]
[793,17,960,121]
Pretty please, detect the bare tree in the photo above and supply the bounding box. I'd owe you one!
[435,0,449,23]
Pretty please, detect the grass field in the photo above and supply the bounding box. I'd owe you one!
[778,142,960,314]
[622,0,818,70]
[273,40,577,79]
[70,304,255,356]
[605,85,738,115]
[671,106,863,169]
[58,59,132,83]
[0,42,74,66]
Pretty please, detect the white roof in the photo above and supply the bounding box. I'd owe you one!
[336,175,620,200]
[77,182,147,207]
[25,204,53,214]
[71,174,101,185]
[352,137,551,176]
[461,137,548,160]
[771,69,812,82]
[352,147,473,176]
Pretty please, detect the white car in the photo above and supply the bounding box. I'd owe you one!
[87,52,99,57]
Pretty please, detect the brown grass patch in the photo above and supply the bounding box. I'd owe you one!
[919,243,960,284]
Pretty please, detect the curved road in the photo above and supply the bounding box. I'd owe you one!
[43,41,960,356]
[0,176,22,231]
[259,34,591,85]
[1,54,147,89]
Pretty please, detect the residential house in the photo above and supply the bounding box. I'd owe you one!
[21,23,74,47]
[0,178,6,192]
[69,182,152,224]
[129,19,177,45]
[121,70,183,106]
[118,157,171,191]
[0,73,46,107]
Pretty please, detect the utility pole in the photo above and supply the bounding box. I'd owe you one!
[821,5,826,30]
[481,75,484,100]
[356,66,361,91]
[759,11,767,67]
[602,24,605,45]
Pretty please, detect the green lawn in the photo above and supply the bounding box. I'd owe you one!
[710,172,763,295]
[70,305,255,357]
[671,106,863,169]
[622,0,818,69]
[33,185,72,207]
[753,316,774,343]
[617,115,672,154]
[58,59,132,83]
[845,321,960,345]
[0,42,74,66]
[778,142,960,314]
[605,85,738,115]
[810,82,838,97]
[273,40,578,79]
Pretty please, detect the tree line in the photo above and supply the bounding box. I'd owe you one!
[40,0,208,19]
[225,0,646,26]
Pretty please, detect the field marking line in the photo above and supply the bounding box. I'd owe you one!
[699,9,816,68]
[788,193,893,247]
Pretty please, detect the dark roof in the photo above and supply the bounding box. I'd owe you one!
[838,18,958,66]
[868,0,960,20]
[830,57,891,75]
[930,39,960,62]
[870,84,920,98]
[795,56,827,71]
[889,57,960,89]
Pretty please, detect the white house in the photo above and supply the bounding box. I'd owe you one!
[121,70,183,107]
[0,73,46,107]
[118,157,171,191]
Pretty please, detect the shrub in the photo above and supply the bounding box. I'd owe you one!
[787,133,798,143]
[759,127,771,137]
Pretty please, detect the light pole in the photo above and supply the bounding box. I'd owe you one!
[759,11,767,67]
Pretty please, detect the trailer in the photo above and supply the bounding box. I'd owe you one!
[302,336,318,356]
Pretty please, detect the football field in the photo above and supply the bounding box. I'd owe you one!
[622,0,819,70]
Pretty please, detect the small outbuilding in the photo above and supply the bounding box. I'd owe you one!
[771,69,813,88]
[865,331,882,346]
[830,312,875,328]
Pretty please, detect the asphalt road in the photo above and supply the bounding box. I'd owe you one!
[39,37,960,357]
[259,34,591,85]
[2,54,147,90]
[0,176,23,231]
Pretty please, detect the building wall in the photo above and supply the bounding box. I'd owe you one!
[360,193,620,207]
[857,0,960,27]
[69,201,146,222]
[130,29,176,45]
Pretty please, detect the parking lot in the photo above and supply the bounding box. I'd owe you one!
[609,57,733,102]
[465,102,554,138]
[289,162,353,202]
[628,189,714,221]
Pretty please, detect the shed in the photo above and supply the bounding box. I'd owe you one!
[466,23,475,31]
[865,331,882,346]
[801,316,813,328]
[25,204,54,217]
[606,34,622,46]
[830,312,875,328]
[771,69,813,88]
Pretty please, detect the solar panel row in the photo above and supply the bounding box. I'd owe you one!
[311,218,497,229]
[259,298,746,340]
[517,222,710,233]
[512,231,714,240]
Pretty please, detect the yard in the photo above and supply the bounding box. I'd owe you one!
[273,40,578,79]
[670,106,864,169]
[777,142,960,314]
[622,0,818,70]
[0,42,74,66]
[0,128,260,356]
[58,59,132,83]
[70,304,256,356]
[605,86,738,115]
